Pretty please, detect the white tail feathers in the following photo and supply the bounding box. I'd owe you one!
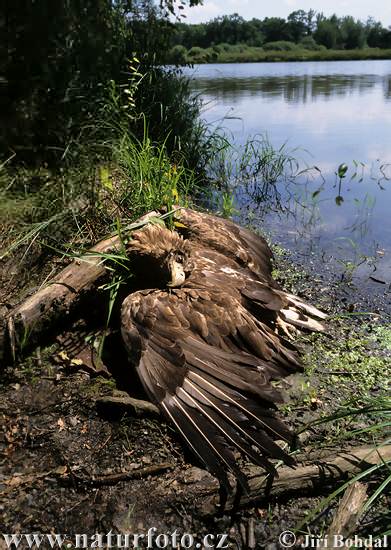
[279,293,327,332]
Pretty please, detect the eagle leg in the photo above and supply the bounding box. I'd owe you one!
[216,485,229,516]
[275,316,298,338]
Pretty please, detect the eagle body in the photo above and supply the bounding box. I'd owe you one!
[121,209,326,492]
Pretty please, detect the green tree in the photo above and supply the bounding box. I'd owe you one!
[314,15,338,49]
[287,10,309,42]
[205,14,246,45]
[339,16,366,49]
[261,17,291,43]
[3,0,202,160]
[366,17,391,48]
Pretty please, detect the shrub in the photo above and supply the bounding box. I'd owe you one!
[212,44,223,53]
[299,36,326,51]
[263,40,298,51]
[188,46,205,57]
[169,45,188,65]
[217,42,232,51]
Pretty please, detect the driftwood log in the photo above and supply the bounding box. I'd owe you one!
[0,211,158,365]
[172,444,391,516]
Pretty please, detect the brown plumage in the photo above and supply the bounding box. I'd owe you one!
[121,208,326,494]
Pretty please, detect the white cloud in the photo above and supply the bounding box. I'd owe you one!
[182,0,391,25]
[181,2,221,23]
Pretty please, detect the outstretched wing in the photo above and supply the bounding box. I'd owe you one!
[175,208,276,284]
[175,209,327,332]
[121,288,300,492]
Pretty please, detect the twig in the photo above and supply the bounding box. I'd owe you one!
[72,462,173,487]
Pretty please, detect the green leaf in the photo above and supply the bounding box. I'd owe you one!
[337,163,348,178]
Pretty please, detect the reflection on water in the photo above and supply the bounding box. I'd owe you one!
[191,73,391,104]
[185,61,391,296]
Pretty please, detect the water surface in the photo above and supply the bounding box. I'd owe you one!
[184,61,391,298]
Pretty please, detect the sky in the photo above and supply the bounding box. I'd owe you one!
[179,0,391,26]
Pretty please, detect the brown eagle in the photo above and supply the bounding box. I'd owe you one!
[121,208,326,494]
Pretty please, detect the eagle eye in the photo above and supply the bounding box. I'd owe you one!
[176,251,186,262]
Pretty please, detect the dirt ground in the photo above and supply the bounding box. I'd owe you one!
[0,244,390,549]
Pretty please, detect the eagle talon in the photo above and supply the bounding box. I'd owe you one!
[275,317,298,338]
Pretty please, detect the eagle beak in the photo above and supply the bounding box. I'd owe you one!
[167,260,186,287]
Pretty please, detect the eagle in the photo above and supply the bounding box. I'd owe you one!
[121,208,326,495]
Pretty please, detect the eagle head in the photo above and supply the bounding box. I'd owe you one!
[129,224,191,288]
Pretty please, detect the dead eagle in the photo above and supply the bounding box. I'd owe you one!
[121,208,326,494]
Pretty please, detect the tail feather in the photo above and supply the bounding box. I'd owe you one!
[178,385,277,475]
[163,395,249,492]
[279,293,327,332]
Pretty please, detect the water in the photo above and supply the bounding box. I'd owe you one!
[184,61,391,295]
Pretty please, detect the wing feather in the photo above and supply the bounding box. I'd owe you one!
[176,208,275,282]
[175,208,326,331]
[121,288,299,490]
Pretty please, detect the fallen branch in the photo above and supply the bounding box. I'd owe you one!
[71,462,174,487]
[171,444,391,516]
[95,393,160,418]
[325,482,368,549]
[2,444,388,513]
[0,211,158,364]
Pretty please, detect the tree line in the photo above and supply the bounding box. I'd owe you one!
[171,10,391,51]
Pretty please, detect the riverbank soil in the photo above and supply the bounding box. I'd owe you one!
[0,235,390,548]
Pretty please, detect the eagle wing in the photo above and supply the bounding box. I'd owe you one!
[121,288,300,492]
[176,209,327,331]
[176,208,275,283]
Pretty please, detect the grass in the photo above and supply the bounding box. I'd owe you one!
[0,108,199,268]
[174,45,391,64]
[297,394,391,536]
[204,133,303,217]
[2,123,306,270]
[294,318,391,535]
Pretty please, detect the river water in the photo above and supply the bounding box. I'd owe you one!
[184,60,391,299]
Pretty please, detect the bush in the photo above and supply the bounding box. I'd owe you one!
[299,36,326,51]
[263,41,298,51]
[204,48,218,61]
[130,67,206,171]
[188,46,205,57]
[187,46,218,63]
[169,45,188,65]
[217,42,232,51]
[212,44,224,53]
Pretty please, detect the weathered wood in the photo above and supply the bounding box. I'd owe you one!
[172,444,391,516]
[325,482,367,549]
[0,211,158,364]
[95,393,160,418]
[71,462,174,487]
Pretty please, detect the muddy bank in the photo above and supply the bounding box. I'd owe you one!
[0,241,390,548]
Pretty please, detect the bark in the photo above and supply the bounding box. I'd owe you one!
[325,482,368,549]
